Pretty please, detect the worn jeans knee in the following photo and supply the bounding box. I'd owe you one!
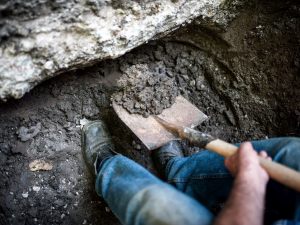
[125,184,213,225]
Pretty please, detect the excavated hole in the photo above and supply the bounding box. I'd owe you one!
[0,1,299,225]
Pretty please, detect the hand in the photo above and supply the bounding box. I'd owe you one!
[215,142,269,225]
[225,142,270,187]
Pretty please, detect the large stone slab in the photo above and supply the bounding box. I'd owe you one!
[0,0,241,100]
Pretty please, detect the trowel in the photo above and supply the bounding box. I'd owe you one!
[113,95,300,192]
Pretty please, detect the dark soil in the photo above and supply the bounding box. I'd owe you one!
[0,0,300,225]
[113,64,178,117]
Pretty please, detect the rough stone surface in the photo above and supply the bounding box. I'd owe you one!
[0,0,242,101]
[113,64,178,117]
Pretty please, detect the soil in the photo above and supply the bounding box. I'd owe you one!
[113,64,178,117]
[0,0,300,225]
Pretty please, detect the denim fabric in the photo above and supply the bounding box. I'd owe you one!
[96,155,213,225]
[95,137,300,225]
[273,220,300,225]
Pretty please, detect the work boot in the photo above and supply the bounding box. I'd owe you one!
[81,120,117,176]
[152,140,184,177]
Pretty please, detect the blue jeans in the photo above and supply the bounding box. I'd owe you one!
[95,138,300,225]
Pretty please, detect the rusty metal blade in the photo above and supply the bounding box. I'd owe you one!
[153,116,184,137]
[113,95,208,150]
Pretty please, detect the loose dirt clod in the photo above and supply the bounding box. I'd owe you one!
[113,64,179,117]
[17,122,41,142]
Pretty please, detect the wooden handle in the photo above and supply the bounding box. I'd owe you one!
[206,139,300,192]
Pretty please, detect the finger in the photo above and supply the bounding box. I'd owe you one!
[259,151,268,158]
[239,142,255,152]
[267,156,272,161]
[239,142,260,167]
[239,142,256,158]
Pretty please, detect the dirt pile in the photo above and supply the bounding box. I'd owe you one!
[113,64,178,117]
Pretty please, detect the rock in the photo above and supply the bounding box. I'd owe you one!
[79,118,90,129]
[32,186,40,192]
[22,192,29,198]
[0,143,11,155]
[11,142,28,155]
[196,77,205,91]
[189,80,196,87]
[0,0,243,101]
[132,140,142,150]
[29,159,53,171]
[17,123,41,142]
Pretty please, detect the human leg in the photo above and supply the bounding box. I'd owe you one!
[164,137,300,222]
[165,149,233,213]
[248,137,300,171]
[151,140,233,213]
[250,138,300,223]
[96,155,214,225]
[82,121,213,225]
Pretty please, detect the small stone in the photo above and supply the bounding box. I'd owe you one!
[32,186,41,192]
[80,118,90,129]
[182,75,189,81]
[154,51,163,60]
[166,71,174,77]
[134,102,141,109]
[196,82,201,90]
[189,80,195,87]
[29,159,53,171]
[17,122,41,142]
[44,61,54,70]
[22,192,29,198]
[54,199,64,207]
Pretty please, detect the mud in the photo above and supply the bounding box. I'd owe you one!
[0,1,300,225]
